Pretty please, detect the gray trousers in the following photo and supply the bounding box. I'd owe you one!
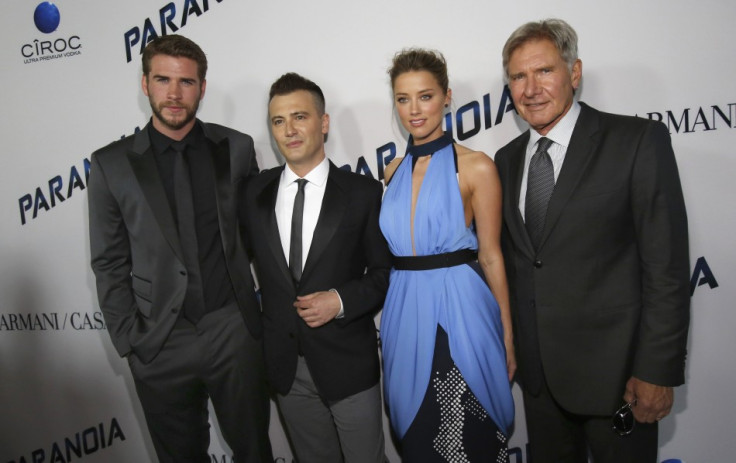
[277,356,385,463]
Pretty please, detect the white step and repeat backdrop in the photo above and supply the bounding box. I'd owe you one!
[1,1,733,461]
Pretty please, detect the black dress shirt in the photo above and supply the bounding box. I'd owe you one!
[149,121,235,316]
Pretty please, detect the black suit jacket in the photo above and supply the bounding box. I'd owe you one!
[89,121,261,364]
[495,102,690,415]
[243,161,391,401]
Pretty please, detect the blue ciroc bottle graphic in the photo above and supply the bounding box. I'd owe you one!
[34,2,61,34]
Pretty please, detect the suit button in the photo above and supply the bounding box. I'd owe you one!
[534,260,543,268]
[172,308,179,314]
[288,333,295,339]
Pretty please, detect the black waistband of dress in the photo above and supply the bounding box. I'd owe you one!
[392,249,478,271]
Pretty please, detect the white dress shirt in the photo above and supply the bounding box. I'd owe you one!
[274,156,344,316]
[275,157,330,269]
[519,100,581,220]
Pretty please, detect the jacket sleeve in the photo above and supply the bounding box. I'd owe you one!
[88,151,136,357]
[335,180,392,324]
[630,121,690,386]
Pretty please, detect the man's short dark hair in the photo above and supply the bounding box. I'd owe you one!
[269,73,326,115]
[142,34,208,82]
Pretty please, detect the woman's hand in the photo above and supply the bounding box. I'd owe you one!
[504,335,517,382]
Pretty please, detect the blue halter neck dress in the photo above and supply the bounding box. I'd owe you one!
[379,134,514,459]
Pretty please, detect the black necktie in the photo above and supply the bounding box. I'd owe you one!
[173,143,205,322]
[525,137,555,250]
[289,178,308,283]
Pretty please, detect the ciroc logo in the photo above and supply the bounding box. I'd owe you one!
[34,2,60,33]
[21,2,83,64]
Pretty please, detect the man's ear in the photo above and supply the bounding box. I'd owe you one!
[571,59,582,90]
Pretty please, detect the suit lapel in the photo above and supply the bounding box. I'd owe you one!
[504,133,536,259]
[301,162,347,283]
[539,103,600,250]
[126,128,184,263]
[210,138,236,255]
[256,168,293,284]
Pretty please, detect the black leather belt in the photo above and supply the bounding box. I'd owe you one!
[392,249,477,271]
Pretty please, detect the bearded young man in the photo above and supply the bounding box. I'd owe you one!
[88,35,272,462]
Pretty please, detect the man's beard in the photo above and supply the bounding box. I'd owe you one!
[149,98,200,131]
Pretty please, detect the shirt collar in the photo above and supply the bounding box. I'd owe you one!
[529,100,581,150]
[148,119,204,154]
[281,156,330,188]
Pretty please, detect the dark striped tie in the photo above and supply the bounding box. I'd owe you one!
[525,137,555,250]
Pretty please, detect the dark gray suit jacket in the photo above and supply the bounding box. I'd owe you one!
[242,162,391,401]
[89,120,261,364]
[495,102,690,415]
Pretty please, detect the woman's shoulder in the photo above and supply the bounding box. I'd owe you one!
[454,143,496,174]
[384,156,405,184]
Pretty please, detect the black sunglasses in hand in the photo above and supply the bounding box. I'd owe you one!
[612,402,635,436]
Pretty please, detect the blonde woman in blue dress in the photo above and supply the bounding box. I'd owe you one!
[379,48,515,462]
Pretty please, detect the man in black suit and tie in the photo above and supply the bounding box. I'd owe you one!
[243,73,390,462]
[494,19,690,462]
[88,35,272,462]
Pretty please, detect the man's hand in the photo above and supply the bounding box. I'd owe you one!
[624,376,674,423]
[294,291,341,328]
